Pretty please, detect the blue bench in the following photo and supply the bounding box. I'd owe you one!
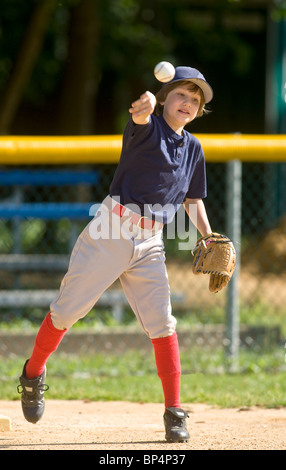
[0,168,100,272]
[0,202,96,219]
[0,169,99,220]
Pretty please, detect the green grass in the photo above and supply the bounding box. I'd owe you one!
[2,346,286,408]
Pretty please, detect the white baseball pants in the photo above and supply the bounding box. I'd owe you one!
[50,196,177,338]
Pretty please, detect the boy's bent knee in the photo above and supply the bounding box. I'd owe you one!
[147,316,177,340]
[50,310,72,331]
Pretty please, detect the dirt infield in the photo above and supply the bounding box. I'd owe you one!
[0,400,286,450]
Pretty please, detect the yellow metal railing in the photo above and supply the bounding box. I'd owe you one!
[0,134,285,164]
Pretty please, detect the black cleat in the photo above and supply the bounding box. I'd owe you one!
[164,407,190,443]
[17,360,49,424]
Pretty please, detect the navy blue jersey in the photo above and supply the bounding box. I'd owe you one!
[109,114,207,223]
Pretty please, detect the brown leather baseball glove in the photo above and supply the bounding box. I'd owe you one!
[192,233,236,293]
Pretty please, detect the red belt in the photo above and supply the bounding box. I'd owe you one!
[112,203,163,231]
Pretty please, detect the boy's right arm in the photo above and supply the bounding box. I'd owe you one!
[129,91,156,125]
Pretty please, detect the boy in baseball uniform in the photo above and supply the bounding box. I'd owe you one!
[18,66,213,443]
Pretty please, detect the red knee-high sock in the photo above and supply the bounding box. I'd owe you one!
[151,332,181,410]
[25,312,67,379]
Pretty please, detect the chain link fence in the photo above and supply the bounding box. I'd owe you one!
[0,158,285,353]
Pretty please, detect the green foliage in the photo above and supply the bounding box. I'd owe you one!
[0,0,271,133]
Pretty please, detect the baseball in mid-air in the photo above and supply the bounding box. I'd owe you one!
[154,61,176,83]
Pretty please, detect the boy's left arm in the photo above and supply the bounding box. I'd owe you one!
[184,198,212,237]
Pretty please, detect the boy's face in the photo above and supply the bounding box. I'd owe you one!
[160,84,201,134]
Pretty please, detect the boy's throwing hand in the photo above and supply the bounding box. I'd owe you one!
[129,91,156,125]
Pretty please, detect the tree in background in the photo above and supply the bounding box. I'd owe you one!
[0,0,281,135]
[0,0,56,134]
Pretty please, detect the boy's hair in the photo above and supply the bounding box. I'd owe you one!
[155,80,208,118]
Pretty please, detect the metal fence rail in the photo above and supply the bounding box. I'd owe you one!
[1,134,286,164]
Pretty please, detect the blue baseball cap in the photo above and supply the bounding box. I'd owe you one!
[165,66,213,103]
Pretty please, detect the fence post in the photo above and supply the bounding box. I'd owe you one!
[226,159,242,371]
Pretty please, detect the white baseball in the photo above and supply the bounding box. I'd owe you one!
[154,61,175,83]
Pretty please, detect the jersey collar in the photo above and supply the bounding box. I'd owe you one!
[157,115,185,144]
